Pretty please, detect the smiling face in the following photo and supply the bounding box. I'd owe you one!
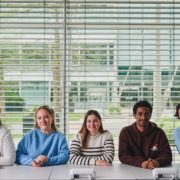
[134,106,151,132]
[36,109,53,133]
[86,114,101,136]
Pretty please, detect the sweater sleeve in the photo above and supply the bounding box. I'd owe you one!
[95,132,114,164]
[154,129,172,166]
[118,128,145,167]
[0,128,15,165]
[69,133,95,165]
[16,133,34,165]
[45,135,69,166]
[174,128,180,153]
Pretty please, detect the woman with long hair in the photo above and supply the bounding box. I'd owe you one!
[16,105,69,167]
[70,109,114,166]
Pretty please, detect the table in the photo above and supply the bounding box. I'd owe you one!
[0,165,53,180]
[0,163,179,180]
[50,164,154,180]
[50,163,180,180]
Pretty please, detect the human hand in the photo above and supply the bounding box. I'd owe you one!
[32,160,42,167]
[141,160,150,169]
[146,159,159,169]
[95,160,111,166]
[32,155,48,167]
[141,159,159,169]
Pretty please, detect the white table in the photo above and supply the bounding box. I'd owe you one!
[0,163,179,180]
[50,164,153,180]
[0,165,53,180]
[50,163,180,180]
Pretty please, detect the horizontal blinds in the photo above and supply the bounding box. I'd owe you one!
[0,0,179,163]
[0,0,65,145]
[67,0,180,162]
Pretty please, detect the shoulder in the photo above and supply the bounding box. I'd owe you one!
[73,132,82,141]
[52,130,66,139]
[174,128,180,136]
[121,124,133,133]
[71,132,82,143]
[0,126,10,139]
[174,127,180,132]
[0,126,9,134]
[152,123,165,133]
[21,129,37,140]
[151,124,168,137]
[101,131,113,139]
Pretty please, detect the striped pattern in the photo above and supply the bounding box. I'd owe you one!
[69,131,114,165]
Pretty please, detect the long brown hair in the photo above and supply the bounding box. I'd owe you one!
[79,110,106,148]
[34,105,57,131]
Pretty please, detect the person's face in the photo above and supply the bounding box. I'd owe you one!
[134,106,151,129]
[86,114,101,136]
[36,109,53,133]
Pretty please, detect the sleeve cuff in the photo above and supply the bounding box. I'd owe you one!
[89,158,96,165]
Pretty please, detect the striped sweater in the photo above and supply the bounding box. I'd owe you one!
[69,131,114,165]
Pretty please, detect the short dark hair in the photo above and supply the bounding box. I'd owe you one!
[133,100,152,115]
[174,104,180,119]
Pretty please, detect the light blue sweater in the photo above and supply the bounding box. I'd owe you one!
[16,128,69,166]
[174,127,180,153]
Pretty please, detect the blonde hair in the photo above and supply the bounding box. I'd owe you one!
[34,105,57,131]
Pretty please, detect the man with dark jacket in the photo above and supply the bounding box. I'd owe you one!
[118,100,172,169]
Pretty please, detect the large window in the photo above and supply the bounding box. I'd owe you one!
[0,0,180,162]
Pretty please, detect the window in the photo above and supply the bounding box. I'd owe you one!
[0,0,179,162]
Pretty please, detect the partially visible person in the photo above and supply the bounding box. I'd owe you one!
[174,104,180,153]
[119,100,172,169]
[70,110,114,166]
[0,112,15,165]
[16,105,69,167]
[174,104,180,120]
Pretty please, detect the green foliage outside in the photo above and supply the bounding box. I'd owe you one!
[4,82,25,111]
[69,113,84,121]
[157,117,180,143]
[108,104,122,114]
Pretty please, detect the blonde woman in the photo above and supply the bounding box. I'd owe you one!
[16,105,69,167]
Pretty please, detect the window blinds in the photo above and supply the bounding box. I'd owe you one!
[0,0,65,144]
[67,0,180,162]
[0,0,179,162]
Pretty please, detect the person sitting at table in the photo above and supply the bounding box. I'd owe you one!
[0,113,15,166]
[69,109,114,166]
[174,104,180,120]
[174,104,180,153]
[16,105,69,167]
[119,100,172,169]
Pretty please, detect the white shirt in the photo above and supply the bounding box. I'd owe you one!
[0,126,15,165]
